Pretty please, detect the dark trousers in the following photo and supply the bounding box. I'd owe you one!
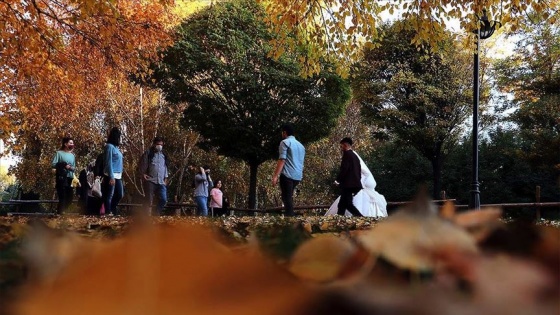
[211,207,228,217]
[337,187,363,217]
[143,181,167,215]
[78,187,91,215]
[78,193,88,214]
[55,178,74,214]
[87,197,103,215]
[209,207,224,217]
[280,174,300,216]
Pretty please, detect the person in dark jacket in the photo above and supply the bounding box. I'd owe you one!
[334,137,363,217]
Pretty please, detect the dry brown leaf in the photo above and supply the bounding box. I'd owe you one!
[438,200,456,220]
[452,208,503,242]
[11,224,316,315]
[301,221,313,234]
[289,235,355,282]
[453,208,503,229]
[359,214,478,271]
[471,255,555,311]
[532,226,560,281]
[430,246,557,314]
[289,234,375,283]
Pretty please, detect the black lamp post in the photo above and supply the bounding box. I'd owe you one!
[470,9,500,209]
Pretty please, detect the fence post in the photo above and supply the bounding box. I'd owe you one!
[535,186,541,221]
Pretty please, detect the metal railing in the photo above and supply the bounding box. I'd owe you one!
[1,199,558,220]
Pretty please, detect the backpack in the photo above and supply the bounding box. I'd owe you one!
[94,152,105,177]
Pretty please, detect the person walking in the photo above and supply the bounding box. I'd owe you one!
[325,151,387,217]
[334,137,363,217]
[51,137,76,215]
[271,123,305,216]
[102,127,124,216]
[139,136,168,216]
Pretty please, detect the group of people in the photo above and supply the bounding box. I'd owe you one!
[51,123,387,218]
[51,128,227,216]
[192,165,228,217]
[52,127,125,215]
[272,123,387,217]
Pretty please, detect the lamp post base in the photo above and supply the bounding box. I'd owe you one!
[469,183,480,210]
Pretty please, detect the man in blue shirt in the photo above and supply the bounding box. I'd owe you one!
[272,123,305,216]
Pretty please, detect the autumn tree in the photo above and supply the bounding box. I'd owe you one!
[99,82,203,205]
[0,0,179,196]
[261,0,559,76]
[353,20,472,199]
[0,0,176,137]
[149,0,350,209]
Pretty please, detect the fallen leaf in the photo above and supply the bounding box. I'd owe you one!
[359,214,478,272]
[11,224,316,315]
[289,235,365,282]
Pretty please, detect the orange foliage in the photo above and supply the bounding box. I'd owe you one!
[0,0,182,192]
[0,0,176,149]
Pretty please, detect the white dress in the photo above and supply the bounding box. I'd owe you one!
[326,152,388,217]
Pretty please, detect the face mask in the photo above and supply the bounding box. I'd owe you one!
[68,145,74,150]
[155,145,163,152]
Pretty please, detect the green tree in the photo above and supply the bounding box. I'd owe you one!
[353,20,472,199]
[493,15,560,183]
[365,142,432,203]
[444,129,531,205]
[150,0,350,209]
[444,128,558,218]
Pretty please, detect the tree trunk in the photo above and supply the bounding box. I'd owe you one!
[431,143,444,200]
[248,162,259,212]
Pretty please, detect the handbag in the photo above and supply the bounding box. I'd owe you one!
[92,177,102,198]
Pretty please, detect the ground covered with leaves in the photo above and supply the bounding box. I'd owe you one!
[0,215,379,295]
[1,211,559,315]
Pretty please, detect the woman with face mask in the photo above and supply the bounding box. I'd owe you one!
[51,137,77,214]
